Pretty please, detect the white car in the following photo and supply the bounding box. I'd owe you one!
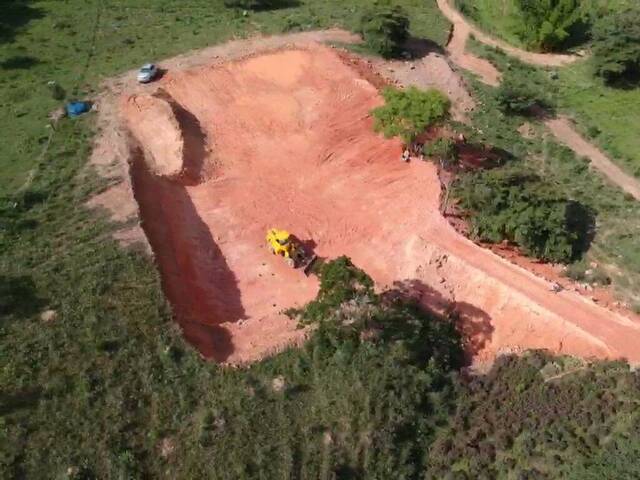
[137,63,158,83]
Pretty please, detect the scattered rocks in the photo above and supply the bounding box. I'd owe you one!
[40,309,58,323]
[159,437,176,458]
[271,375,286,393]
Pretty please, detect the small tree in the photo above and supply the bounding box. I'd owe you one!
[359,3,410,58]
[423,138,458,168]
[371,87,450,144]
[496,70,550,115]
[592,8,640,85]
[514,0,583,52]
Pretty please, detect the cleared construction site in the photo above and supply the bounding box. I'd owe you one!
[95,35,640,366]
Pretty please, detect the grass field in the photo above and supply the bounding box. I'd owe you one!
[556,61,640,178]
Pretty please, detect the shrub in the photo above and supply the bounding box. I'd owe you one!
[592,8,640,85]
[513,0,583,52]
[372,86,450,144]
[496,70,551,114]
[453,166,593,263]
[359,2,410,58]
[423,137,458,168]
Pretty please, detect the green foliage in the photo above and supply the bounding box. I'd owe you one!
[372,86,450,144]
[293,256,375,325]
[423,137,458,167]
[496,68,553,114]
[453,166,593,263]
[514,0,583,51]
[456,0,586,52]
[592,8,640,85]
[359,2,410,58]
[427,352,640,479]
[223,0,293,10]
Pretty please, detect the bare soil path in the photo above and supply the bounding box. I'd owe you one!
[436,0,578,68]
[436,0,640,200]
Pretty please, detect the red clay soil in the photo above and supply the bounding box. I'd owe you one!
[123,44,640,366]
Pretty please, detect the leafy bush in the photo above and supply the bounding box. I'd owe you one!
[372,86,450,144]
[592,8,640,85]
[359,2,410,58]
[427,352,640,479]
[453,166,593,263]
[514,0,583,52]
[423,137,458,168]
[496,69,552,114]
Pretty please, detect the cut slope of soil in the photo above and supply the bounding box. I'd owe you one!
[122,44,640,366]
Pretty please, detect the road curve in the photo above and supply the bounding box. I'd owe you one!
[436,0,579,67]
[435,0,640,200]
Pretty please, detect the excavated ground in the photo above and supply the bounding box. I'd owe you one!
[116,41,640,366]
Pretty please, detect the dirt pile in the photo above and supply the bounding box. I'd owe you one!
[123,94,185,178]
[119,42,640,367]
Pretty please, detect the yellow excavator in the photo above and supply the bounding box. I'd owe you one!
[266,228,317,275]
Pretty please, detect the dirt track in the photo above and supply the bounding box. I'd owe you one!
[111,41,640,366]
[436,0,578,68]
[436,0,640,201]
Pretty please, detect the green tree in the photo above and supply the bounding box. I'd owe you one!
[496,69,552,114]
[592,8,640,85]
[423,137,458,168]
[359,2,410,58]
[514,0,582,52]
[453,166,592,263]
[372,86,450,144]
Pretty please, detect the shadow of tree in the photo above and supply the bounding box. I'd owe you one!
[0,1,44,44]
[403,36,445,59]
[383,278,494,364]
[130,149,245,362]
[0,55,40,70]
[0,274,47,325]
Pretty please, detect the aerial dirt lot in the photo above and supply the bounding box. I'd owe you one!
[91,32,640,366]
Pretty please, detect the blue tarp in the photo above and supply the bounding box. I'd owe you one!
[66,101,91,117]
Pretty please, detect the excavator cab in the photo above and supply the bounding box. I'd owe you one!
[266,228,317,274]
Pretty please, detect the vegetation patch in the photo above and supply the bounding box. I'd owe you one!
[358,2,410,58]
[372,86,450,144]
[453,166,593,263]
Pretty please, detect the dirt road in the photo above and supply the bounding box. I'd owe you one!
[436,0,578,68]
[544,116,640,200]
[436,0,640,200]
[117,44,640,366]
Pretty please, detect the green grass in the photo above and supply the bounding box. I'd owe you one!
[556,60,640,178]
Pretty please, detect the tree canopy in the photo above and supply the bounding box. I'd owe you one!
[514,0,583,52]
[453,166,593,263]
[372,86,450,144]
[592,8,640,85]
[359,2,410,58]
